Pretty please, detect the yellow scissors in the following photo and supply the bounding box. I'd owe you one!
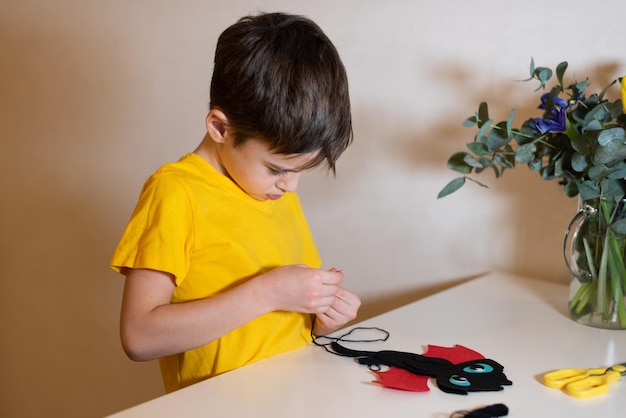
[543,363,626,398]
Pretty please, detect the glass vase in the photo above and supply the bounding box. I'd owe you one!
[563,197,626,330]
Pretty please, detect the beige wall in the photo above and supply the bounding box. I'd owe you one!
[1,0,621,416]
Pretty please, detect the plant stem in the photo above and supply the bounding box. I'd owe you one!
[569,198,626,328]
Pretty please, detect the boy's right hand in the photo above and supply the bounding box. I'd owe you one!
[261,264,343,315]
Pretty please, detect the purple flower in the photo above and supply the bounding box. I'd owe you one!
[538,93,568,110]
[531,115,566,133]
[530,93,568,133]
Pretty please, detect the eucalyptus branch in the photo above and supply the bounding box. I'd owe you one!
[439,59,626,328]
[438,59,626,201]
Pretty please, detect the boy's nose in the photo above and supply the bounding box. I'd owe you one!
[277,172,300,192]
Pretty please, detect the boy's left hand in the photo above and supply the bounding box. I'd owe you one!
[313,285,361,336]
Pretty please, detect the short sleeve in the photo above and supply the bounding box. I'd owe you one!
[110,172,195,283]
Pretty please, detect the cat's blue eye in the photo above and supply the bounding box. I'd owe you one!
[463,363,494,374]
[449,375,470,387]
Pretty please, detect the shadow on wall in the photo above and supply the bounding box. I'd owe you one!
[0,12,163,418]
[393,59,623,283]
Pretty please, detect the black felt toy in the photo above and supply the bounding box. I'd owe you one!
[330,340,512,395]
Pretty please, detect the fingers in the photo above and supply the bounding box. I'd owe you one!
[316,287,360,319]
[321,267,344,285]
[311,269,343,305]
[333,286,352,301]
[333,288,361,314]
[314,298,360,335]
[279,266,354,317]
[318,270,356,306]
[310,271,360,335]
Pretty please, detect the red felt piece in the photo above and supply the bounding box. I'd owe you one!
[422,344,485,364]
[370,345,487,392]
[372,367,430,392]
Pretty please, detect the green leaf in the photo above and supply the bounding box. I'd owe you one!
[571,152,588,172]
[437,177,466,199]
[477,102,490,127]
[598,127,625,146]
[598,79,617,101]
[463,154,484,168]
[467,142,491,156]
[607,99,624,119]
[554,156,565,177]
[588,164,611,180]
[584,120,604,132]
[593,129,626,165]
[477,156,494,167]
[556,61,568,87]
[494,153,515,169]
[584,103,610,126]
[506,109,515,138]
[599,178,626,198]
[564,181,579,197]
[475,118,493,143]
[578,180,601,200]
[476,157,495,176]
[572,79,589,98]
[446,152,473,174]
[486,121,511,151]
[515,143,537,164]
[463,116,477,128]
[533,66,553,90]
[607,162,626,179]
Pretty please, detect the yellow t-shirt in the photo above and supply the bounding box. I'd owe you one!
[111,153,321,392]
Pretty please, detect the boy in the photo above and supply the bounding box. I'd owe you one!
[110,12,361,392]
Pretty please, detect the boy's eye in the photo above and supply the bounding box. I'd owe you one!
[268,167,287,176]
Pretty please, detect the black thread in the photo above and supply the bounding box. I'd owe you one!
[310,317,390,356]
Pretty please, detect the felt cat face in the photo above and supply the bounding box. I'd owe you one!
[434,358,512,395]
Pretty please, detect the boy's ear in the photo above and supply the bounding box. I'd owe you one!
[205,109,229,144]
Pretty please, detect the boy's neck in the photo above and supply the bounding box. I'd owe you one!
[193,134,225,175]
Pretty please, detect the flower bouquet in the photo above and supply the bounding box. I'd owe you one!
[438,59,626,328]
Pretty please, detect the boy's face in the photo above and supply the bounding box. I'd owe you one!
[217,137,319,201]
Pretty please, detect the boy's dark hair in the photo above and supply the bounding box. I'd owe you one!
[210,12,353,172]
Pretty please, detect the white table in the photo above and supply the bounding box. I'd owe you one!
[107,272,626,417]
